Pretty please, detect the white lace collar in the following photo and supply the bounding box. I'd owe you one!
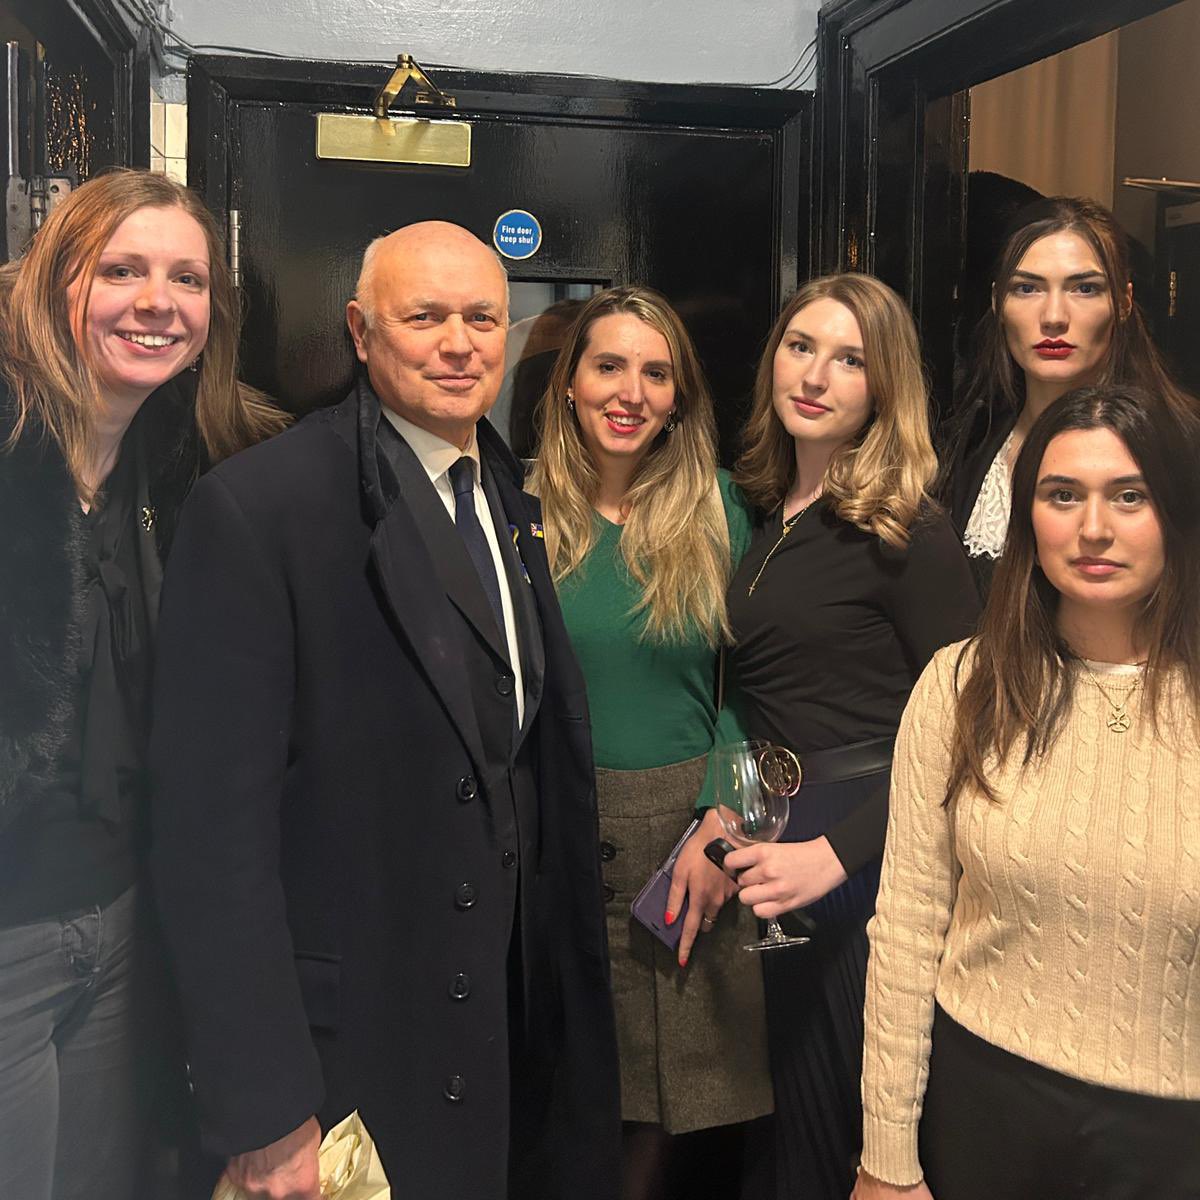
[963,429,1016,560]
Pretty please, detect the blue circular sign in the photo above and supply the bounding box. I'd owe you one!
[492,209,542,260]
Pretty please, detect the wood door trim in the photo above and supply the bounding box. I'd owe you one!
[188,56,810,128]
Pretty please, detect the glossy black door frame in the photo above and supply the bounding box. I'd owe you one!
[815,0,1183,404]
[3,0,149,171]
[187,55,812,312]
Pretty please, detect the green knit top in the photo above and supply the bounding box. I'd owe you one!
[557,470,753,789]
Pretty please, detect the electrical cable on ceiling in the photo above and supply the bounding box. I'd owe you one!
[753,34,816,89]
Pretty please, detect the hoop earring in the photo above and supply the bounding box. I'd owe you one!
[664,410,678,433]
[566,389,575,413]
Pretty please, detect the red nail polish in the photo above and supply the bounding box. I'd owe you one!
[679,955,688,967]
[664,910,676,925]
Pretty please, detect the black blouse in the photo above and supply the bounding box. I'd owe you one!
[726,501,979,874]
[0,436,152,924]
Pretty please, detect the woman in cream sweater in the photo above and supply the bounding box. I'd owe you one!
[855,383,1200,1200]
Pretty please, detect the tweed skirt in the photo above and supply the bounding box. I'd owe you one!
[597,754,774,1134]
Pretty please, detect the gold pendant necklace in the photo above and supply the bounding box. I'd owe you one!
[1080,661,1142,734]
[746,500,816,596]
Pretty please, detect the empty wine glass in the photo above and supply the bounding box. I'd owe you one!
[708,739,809,951]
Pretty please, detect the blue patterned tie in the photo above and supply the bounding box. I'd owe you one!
[448,456,504,633]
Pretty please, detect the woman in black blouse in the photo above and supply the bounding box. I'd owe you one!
[720,274,979,1200]
[0,170,284,1199]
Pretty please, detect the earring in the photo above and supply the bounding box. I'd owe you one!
[566,389,575,413]
[188,353,202,373]
[664,410,678,433]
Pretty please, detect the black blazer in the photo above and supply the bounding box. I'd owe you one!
[150,381,620,1199]
[945,400,1017,537]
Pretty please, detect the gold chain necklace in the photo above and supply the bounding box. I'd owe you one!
[746,500,816,596]
[1079,661,1143,734]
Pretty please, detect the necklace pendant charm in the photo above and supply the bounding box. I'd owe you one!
[1107,708,1131,733]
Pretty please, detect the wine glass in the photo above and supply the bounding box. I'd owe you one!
[709,739,809,951]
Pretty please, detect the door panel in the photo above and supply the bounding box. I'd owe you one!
[1,0,145,258]
[195,59,810,461]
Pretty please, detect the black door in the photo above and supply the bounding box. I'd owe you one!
[1161,196,1200,396]
[1,0,147,258]
[189,57,810,460]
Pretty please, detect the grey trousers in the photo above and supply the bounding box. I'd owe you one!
[0,884,145,1200]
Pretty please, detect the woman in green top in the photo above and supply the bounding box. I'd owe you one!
[529,287,772,1200]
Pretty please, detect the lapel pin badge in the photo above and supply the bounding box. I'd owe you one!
[509,524,533,584]
[530,522,544,539]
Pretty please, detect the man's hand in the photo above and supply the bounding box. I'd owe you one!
[223,1116,322,1200]
[666,808,737,967]
[851,1167,935,1199]
[725,836,848,917]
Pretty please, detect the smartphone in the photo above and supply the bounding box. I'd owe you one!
[629,818,700,950]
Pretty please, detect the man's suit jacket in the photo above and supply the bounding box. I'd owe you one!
[150,379,620,1199]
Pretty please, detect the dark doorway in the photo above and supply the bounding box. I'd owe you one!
[1,0,148,258]
[188,57,810,461]
[962,5,1200,397]
[814,0,1186,419]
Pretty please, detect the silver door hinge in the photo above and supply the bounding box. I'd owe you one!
[6,174,72,259]
[228,208,240,288]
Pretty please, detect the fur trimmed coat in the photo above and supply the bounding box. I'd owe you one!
[0,375,202,833]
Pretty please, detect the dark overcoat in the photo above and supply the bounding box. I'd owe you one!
[149,381,620,1199]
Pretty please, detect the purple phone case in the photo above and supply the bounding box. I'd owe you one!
[630,818,700,950]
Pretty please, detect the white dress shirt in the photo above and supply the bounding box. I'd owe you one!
[381,407,525,726]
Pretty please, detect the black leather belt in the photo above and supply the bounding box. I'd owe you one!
[800,736,895,786]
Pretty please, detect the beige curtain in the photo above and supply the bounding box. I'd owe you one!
[969,32,1119,208]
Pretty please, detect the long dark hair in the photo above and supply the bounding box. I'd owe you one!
[946,383,1200,805]
[946,197,1195,475]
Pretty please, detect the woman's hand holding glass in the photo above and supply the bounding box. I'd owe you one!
[708,740,809,951]
[725,835,849,917]
[666,808,737,968]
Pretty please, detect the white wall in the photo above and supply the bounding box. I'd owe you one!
[163,0,820,89]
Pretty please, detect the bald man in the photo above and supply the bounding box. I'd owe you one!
[150,223,620,1199]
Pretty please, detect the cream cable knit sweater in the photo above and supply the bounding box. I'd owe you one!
[860,641,1200,1187]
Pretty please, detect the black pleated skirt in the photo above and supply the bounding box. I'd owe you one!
[749,766,886,1200]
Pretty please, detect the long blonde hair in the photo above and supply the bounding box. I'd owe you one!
[528,286,732,646]
[735,273,937,547]
[0,169,286,498]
